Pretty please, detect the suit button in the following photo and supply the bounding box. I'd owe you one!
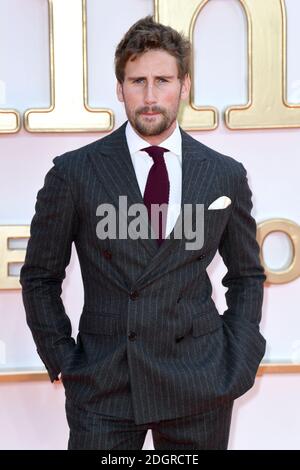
[175,335,185,343]
[176,296,182,303]
[128,331,137,341]
[103,249,112,260]
[198,253,206,260]
[130,290,139,300]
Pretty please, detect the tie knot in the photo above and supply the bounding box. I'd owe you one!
[141,146,168,161]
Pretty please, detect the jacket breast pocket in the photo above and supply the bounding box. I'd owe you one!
[205,205,231,222]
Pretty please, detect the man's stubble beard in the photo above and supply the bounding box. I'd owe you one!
[133,110,173,136]
[125,91,182,137]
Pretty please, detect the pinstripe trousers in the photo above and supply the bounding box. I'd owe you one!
[66,399,234,450]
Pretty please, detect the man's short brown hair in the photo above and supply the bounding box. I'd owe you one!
[115,16,191,83]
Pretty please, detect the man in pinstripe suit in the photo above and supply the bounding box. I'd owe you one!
[20,16,266,450]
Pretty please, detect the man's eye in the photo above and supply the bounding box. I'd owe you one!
[157,78,168,83]
[133,78,145,84]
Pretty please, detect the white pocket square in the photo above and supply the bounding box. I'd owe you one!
[208,196,231,210]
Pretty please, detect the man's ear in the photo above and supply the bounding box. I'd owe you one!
[116,81,124,102]
[180,74,191,101]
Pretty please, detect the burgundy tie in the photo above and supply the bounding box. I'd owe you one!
[141,146,170,246]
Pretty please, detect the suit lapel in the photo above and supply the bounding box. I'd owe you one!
[133,129,217,285]
[88,123,217,282]
[88,122,158,256]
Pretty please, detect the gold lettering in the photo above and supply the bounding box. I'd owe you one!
[226,0,300,129]
[0,110,20,134]
[24,0,113,132]
[0,226,29,289]
[257,218,300,284]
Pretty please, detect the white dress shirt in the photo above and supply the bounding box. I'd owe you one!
[125,121,182,238]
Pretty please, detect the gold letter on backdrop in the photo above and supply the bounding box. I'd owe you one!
[0,28,20,133]
[226,0,300,130]
[24,0,113,132]
[0,109,20,134]
[156,0,300,130]
[0,226,29,290]
[257,219,300,284]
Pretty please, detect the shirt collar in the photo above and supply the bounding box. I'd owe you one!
[125,120,182,156]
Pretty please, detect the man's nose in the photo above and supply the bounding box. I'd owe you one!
[144,84,157,104]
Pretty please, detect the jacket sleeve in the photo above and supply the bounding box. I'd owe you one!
[20,159,79,382]
[218,163,266,374]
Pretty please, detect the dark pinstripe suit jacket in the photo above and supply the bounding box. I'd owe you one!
[20,122,266,425]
